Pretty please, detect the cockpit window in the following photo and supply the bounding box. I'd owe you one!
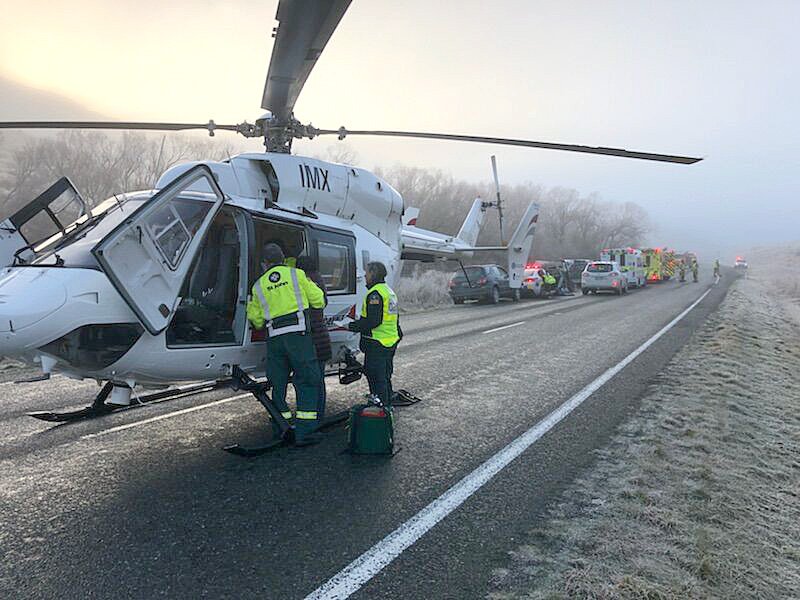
[27,194,149,268]
[145,199,211,269]
[10,178,87,248]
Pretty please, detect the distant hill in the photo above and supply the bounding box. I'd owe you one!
[0,74,102,120]
[0,74,104,153]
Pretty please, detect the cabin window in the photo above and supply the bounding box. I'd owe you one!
[249,218,307,286]
[166,207,246,346]
[318,241,352,293]
[310,228,356,295]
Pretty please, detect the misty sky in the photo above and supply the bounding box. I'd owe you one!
[1,0,798,259]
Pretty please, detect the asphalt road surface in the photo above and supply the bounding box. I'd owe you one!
[0,274,733,599]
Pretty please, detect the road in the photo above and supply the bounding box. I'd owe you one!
[0,275,732,599]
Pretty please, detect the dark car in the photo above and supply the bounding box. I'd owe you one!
[564,258,591,287]
[449,264,520,304]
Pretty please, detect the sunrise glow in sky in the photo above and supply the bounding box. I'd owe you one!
[2,0,798,257]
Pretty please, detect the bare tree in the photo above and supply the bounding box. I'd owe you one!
[318,143,360,166]
[0,131,241,216]
[0,137,651,263]
[377,164,650,263]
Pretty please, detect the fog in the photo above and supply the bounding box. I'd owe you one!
[1,0,798,260]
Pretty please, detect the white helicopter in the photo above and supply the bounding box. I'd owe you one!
[0,0,700,437]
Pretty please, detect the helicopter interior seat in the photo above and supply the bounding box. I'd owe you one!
[167,214,242,346]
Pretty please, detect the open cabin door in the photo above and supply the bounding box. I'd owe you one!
[0,177,87,267]
[92,165,226,335]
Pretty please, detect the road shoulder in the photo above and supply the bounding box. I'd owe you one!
[488,278,800,599]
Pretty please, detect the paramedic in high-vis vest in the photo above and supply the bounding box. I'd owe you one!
[348,262,402,406]
[247,243,326,446]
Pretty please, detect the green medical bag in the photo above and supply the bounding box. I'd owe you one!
[347,403,394,455]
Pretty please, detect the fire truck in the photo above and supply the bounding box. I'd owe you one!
[642,248,665,282]
[642,247,680,282]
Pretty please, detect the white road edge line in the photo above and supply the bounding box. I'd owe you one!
[306,288,712,600]
[483,321,525,334]
[81,394,250,440]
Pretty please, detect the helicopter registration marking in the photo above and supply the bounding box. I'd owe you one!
[80,393,250,439]
[299,164,331,192]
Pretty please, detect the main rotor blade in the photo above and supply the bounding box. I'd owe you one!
[0,121,240,134]
[261,0,352,121]
[316,128,702,164]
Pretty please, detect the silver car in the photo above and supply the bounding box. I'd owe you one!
[581,261,628,295]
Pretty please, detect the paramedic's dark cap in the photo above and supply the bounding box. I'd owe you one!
[262,243,285,265]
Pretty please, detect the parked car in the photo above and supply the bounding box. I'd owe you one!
[521,268,544,297]
[449,264,521,304]
[581,261,628,295]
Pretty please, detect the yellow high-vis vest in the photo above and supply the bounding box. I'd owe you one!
[361,283,400,348]
[247,265,324,337]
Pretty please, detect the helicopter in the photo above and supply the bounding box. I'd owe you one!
[0,0,700,421]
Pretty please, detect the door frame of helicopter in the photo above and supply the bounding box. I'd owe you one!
[88,171,370,386]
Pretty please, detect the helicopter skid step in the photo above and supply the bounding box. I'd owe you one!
[27,381,227,424]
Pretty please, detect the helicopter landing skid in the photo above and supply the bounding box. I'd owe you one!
[222,408,351,457]
[27,380,226,423]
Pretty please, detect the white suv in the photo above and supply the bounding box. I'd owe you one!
[581,261,628,296]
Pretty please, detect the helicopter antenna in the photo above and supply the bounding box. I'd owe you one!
[479,156,506,245]
[489,155,505,245]
[152,135,166,189]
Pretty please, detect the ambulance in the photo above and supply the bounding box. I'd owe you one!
[600,247,646,288]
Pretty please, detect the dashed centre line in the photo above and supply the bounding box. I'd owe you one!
[482,321,525,334]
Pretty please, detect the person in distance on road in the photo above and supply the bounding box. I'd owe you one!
[691,259,699,283]
[296,255,332,419]
[247,243,326,446]
[538,269,557,297]
[348,261,402,406]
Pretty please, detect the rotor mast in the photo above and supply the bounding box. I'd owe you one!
[259,0,353,153]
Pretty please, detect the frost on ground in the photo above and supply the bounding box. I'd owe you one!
[396,266,454,311]
[0,357,31,384]
[489,274,800,599]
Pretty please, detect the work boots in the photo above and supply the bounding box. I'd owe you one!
[294,420,322,447]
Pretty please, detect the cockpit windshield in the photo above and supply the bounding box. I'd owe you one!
[27,193,150,268]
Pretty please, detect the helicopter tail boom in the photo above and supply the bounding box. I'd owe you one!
[400,201,539,288]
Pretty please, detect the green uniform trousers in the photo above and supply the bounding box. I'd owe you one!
[266,331,321,439]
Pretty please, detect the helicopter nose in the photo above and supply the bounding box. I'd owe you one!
[0,269,68,337]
